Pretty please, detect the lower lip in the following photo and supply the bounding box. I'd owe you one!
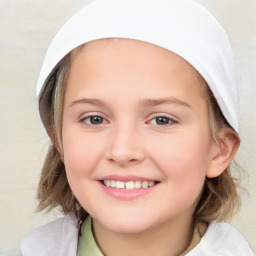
[99,182,157,200]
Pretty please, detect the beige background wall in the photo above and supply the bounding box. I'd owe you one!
[0,1,255,255]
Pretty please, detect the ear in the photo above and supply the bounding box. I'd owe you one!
[206,127,240,178]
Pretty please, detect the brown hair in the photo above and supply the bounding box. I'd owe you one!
[37,43,241,222]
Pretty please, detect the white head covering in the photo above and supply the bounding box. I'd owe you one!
[37,0,239,134]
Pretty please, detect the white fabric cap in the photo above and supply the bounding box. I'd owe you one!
[37,0,239,133]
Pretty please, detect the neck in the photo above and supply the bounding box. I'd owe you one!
[92,216,194,256]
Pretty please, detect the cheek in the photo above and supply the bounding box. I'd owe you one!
[61,128,103,211]
[62,126,103,176]
[151,129,211,166]
[149,127,211,193]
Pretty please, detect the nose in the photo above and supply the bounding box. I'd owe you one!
[105,124,146,166]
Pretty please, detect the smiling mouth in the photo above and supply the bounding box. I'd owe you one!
[101,180,158,190]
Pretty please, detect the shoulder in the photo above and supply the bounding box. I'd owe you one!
[187,221,254,256]
[20,212,79,256]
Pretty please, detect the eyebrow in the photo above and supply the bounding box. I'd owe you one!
[69,98,108,108]
[139,98,191,108]
[69,97,191,109]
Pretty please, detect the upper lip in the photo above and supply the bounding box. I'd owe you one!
[99,175,158,182]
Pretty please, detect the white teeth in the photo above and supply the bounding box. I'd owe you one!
[104,180,111,187]
[103,180,156,189]
[149,181,155,187]
[142,181,149,188]
[111,180,116,187]
[135,181,142,188]
[125,181,135,190]
[116,181,125,189]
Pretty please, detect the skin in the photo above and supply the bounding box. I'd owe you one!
[61,38,239,256]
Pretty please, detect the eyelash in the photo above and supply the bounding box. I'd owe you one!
[80,113,178,128]
[81,115,177,126]
[81,115,108,126]
[148,115,178,126]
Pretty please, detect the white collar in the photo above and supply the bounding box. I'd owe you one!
[20,213,79,256]
[21,214,254,256]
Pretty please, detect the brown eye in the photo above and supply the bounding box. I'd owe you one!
[148,116,177,126]
[90,116,104,124]
[84,116,105,125]
[155,117,171,125]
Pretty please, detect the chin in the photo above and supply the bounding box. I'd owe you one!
[94,210,156,234]
[106,221,151,234]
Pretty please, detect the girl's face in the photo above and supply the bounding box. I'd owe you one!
[62,39,217,234]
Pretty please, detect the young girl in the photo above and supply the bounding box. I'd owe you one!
[21,0,254,255]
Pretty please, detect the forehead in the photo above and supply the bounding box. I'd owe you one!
[68,38,208,97]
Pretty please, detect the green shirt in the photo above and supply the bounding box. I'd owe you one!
[77,216,104,256]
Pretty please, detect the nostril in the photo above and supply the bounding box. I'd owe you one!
[107,152,144,165]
